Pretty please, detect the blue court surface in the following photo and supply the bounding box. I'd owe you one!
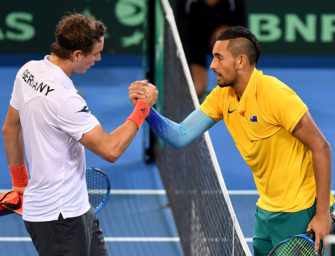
[0,55,334,255]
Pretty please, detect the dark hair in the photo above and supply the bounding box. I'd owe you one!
[217,26,260,65]
[51,13,106,59]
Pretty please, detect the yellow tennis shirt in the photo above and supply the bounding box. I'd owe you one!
[200,68,334,212]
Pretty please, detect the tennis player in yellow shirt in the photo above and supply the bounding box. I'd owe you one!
[129,26,334,255]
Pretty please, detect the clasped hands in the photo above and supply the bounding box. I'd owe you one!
[128,80,158,107]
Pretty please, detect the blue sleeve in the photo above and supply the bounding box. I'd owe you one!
[145,107,217,148]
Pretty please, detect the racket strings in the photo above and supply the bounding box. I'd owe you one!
[86,170,109,210]
[272,237,315,256]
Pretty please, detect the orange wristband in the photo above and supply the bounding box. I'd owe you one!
[127,100,150,129]
[9,163,29,187]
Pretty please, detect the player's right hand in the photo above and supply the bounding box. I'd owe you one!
[144,83,158,107]
[128,80,148,106]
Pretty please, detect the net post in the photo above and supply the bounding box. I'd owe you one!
[142,0,156,163]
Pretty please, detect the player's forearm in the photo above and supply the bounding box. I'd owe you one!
[2,123,25,167]
[313,141,332,215]
[292,112,332,214]
[102,100,150,162]
[82,122,138,163]
[146,108,216,148]
[106,121,138,161]
[82,100,150,162]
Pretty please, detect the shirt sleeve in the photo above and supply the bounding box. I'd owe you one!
[262,80,308,133]
[57,95,99,141]
[199,86,225,122]
[146,107,216,148]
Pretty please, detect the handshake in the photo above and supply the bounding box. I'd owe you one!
[128,80,158,108]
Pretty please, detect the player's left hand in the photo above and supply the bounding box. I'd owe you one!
[307,212,332,254]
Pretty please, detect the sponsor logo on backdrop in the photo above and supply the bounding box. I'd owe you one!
[249,14,335,43]
[1,2,334,54]
[115,0,145,47]
[0,12,35,41]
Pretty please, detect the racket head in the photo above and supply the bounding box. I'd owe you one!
[86,167,111,213]
[268,231,319,256]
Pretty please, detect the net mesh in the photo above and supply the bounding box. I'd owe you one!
[148,0,251,255]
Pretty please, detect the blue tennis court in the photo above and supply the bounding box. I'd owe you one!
[0,55,334,255]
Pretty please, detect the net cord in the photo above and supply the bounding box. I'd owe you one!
[159,0,251,255]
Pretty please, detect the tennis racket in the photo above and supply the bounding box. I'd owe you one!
[268,230,318,256]
[86,167,111,213]
[269,210,335,256]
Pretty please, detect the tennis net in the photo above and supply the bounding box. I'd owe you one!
[144,0,251,255]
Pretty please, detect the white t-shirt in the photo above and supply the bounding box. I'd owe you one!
[10,56,99,221]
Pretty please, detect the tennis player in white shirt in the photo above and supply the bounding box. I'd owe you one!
[2,13,157,256]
